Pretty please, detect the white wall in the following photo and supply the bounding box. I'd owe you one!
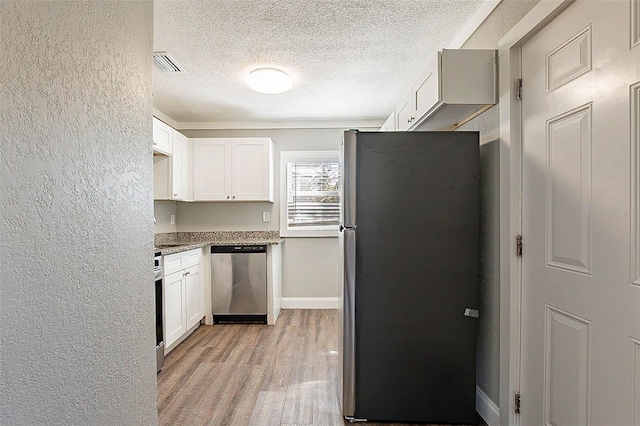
[154,200,178,233]
[1,2,157,424]
[177,127,376,298]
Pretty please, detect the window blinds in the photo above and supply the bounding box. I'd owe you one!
[286,161,340,228]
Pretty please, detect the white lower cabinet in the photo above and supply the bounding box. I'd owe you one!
[163,248,203,351]
[184,265,202,329]
[164,270,187,348]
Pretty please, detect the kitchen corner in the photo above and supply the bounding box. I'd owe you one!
[155,230,283,358]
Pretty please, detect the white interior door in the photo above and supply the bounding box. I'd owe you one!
[520,0,640,424]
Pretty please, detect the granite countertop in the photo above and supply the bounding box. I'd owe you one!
[154,231,283,255]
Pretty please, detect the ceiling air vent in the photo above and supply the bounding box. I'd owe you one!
[153,52,184,73]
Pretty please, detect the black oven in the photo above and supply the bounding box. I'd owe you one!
[154,252,164,372]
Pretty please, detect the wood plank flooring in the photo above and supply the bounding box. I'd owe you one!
[157,309,485,426]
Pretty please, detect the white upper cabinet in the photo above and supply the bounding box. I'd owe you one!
[153,154,171,200]
[153,117,192,201]
[414,54,441,121]
[171,132,189,201]
[396,95,415,131]
[193,139,232,201]
[193,138,274,202]
[396,49,497,132]
[232,139,273,201]
[380,110,397,131]
[153,117,173,155]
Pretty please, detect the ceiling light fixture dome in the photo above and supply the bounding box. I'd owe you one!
[246,67,292,94]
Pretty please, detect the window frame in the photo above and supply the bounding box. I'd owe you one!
[280,150,341,238]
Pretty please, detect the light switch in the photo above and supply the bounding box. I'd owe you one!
[262,211,271,222]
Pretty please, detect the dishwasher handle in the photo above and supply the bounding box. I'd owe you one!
[211,245,267,254]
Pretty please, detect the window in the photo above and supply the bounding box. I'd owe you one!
[280,151,340,237]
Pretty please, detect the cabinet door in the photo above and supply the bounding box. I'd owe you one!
[184,265,202,329]
[380,112,396,131]
[172,132,189,200]
[414,52,441,120]
[396,97,414,131]
[153,154,171,200]
[163,270,186,348]
[231,139,273,201]
[193,139,232,201]
[153,117,173,155]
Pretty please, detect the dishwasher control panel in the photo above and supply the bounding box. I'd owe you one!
[211,245,266,253]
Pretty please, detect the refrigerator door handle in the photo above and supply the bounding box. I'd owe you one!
[342,229,356,417]
[342,130,357,229]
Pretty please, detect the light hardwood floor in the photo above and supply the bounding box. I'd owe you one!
[157,309,485,426]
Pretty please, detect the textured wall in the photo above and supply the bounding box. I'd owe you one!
[1,2,157,425]
[458,0,541,407]
[177,127,373,298]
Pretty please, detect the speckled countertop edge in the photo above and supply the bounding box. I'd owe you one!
[154,231,283,255]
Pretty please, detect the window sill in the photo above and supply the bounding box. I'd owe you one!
[281,230,339,238]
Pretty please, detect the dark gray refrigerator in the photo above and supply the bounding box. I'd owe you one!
[339,130,479,423]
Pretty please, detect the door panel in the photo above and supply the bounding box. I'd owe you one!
[546,103,592,274]
[544,306,590,426]
[546,25,592,92]
[630,337,640,424]
[632,81,640,288]
[521,1,640,424]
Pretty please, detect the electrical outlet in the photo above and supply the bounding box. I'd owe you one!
[170,214,175,225]
[262,211,271,222]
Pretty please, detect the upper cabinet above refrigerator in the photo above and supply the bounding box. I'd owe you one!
[395,49,497,132]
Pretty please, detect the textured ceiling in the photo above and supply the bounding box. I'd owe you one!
[153,0,486,123]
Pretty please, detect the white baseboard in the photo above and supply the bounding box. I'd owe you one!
[476,386,500,426]
[280,297,340,309]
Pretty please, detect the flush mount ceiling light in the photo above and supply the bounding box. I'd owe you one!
[246,68,292,94]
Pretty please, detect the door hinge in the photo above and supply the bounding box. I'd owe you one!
[514,391,521,414]
[516,78,523,100]
[516,235,523,258]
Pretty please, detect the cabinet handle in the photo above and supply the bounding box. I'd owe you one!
[153,140,157,145]
[226,195,230,199]
[173,193,177,197]
[232,195,236,199]
[407,118,411,123]
[184,271,190,276]
[410,116,415,122]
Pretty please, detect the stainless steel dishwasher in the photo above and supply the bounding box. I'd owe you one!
[211,245,267,324]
